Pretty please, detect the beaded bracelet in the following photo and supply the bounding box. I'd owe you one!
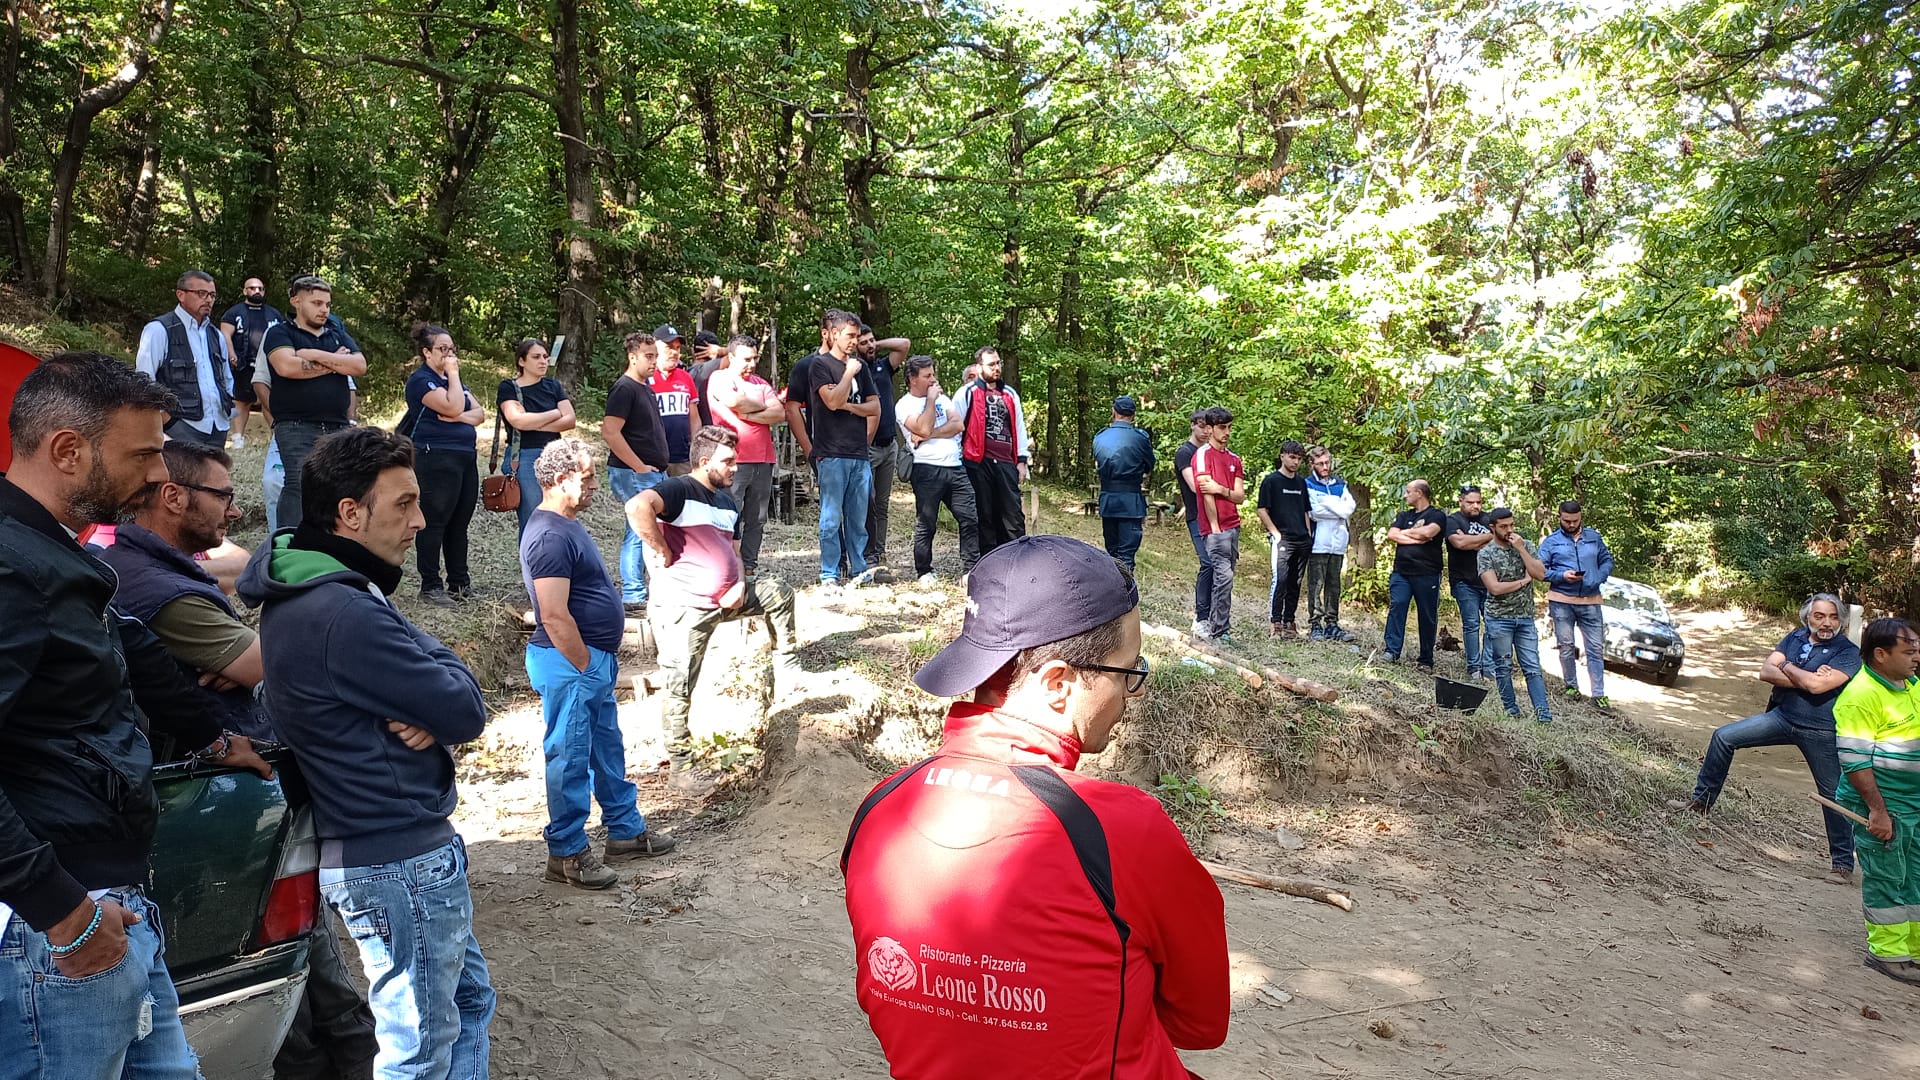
[47,902,103,956]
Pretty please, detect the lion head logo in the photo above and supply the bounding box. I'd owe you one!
[866,936,918,992]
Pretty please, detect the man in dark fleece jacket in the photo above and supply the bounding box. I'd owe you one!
[238,426,496,1080]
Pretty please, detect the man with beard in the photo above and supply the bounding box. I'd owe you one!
[952,347,1031,553]
[1686,593,1860,881]
[841,536,1229,1077]
[648,324,702,476]
[0,351,273,1079]
[218,276,280,447]
[238,427,495,1077]
[1833,618,1920,984]
[1444,485,1496,680]
[523,439,676,889]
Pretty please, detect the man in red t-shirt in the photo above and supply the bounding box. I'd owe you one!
[646,323,702,474]
[627,426,799,791]
[1182,407,1246,642]
[704,334,785,576]
[842,536,1230,1080]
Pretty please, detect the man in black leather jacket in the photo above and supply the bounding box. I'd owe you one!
[0,351,271,1079]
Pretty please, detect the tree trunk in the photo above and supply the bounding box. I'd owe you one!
[1074,364,1091,483]
[1044,367,1059,476]
[237,39,279,281]
[997,115,1027,393]
[402,74,494,323]
[0,0,29,281]
[121,113,161,258]
[841,28,890,330]
[1349,480,1376,569]
[551,0,601,389]
[42,0,174,301]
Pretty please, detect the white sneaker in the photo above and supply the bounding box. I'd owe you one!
[917,573,938,587]
[229,432,247,449]
[1190,619,1208,637]
[853,567,879,587]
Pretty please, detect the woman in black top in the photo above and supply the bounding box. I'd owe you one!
[496,338,576,534]
[404,323,485,604]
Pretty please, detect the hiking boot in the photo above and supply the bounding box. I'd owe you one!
[1284,622,1300,640]
[1825,866,1857,886]
[1269,621,1286,638]
[870,566,897,584]
[545,847,620,890]
[669,766,718,796]
[420,589,457,608]
[1415,661,1435,675]
[607,831,678,859]
[449,584,477,603]
[1864,952,1920,984]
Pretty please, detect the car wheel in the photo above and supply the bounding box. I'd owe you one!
[1657,669,1679,687]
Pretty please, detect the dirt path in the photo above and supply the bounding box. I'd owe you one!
[448,587,1920,1080]
[1603,608,1820,797]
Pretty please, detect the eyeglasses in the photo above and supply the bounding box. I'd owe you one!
[179,482,236,509]
[179,288,217,299]
[1069,656,1152,695]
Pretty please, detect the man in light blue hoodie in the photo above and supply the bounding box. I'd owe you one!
[238,426,495,1080]
[1536,498,1616,708]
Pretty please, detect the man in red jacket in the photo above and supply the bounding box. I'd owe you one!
[842,535,1230,1079]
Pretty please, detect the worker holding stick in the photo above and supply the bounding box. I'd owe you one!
[1832,617,1920,986]
[840,536,1230,1078]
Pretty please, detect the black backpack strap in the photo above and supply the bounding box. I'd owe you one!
[839,755,938,874]
[1012,764,1131,1080]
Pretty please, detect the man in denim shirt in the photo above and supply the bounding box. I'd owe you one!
[1536,499,1615,707]
[1686,593,1861,881]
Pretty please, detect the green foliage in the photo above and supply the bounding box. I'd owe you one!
[1153,773,1228,834]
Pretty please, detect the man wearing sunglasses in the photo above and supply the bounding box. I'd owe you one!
[842,535,1230,1079]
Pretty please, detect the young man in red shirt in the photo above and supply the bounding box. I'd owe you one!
[1182,407,1246,642]
[842,535,1230,1079]
[704,334,785,576]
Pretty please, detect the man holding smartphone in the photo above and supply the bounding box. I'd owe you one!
[1537,499,1615,708]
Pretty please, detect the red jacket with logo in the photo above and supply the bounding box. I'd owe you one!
[842,703,1230,1079]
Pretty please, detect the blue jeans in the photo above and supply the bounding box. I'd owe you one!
[1451,580,1490,676]
[0,888,199,1080]
[608,467,665,603]
[1187,518,1215,623]
[815,455,871,583]
[1692,708,1855,870]
[526,643,647,857]
[509,446,543,535]
[1384,572,1441,664]
[1550,600,1607,696]
[1484,616,1552,722]
[320,838,495,1080]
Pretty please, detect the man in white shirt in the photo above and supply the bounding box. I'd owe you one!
[895,356,981,584]
[135,269,232,448]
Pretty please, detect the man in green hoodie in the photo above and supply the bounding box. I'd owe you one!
[238,426,495,1078]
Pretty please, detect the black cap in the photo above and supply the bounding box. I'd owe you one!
[1113,394,1138,416]
[913,535,1139,698]
[652,324,682,343]
[693,329,721,348]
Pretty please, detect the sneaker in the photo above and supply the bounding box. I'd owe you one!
[870,566,897,584]
[1308,627,1329,642]
[1826,866,1857,886]
[624,601,648,617]
[917,572,939,587]
[420,589,457,608]
[449,585,476,603]
[607,831,678,859]
[229,432,247,449]
[852,568,879,587]
[1562,685,1582,700]
[1328,627,1357,643]
[1381,652,1401,664]
[1215,632,1234,646]
[1190,619,1208,637]
[1415,661,1435,675]
[1593,695,1613,710]
[544,847,620,890]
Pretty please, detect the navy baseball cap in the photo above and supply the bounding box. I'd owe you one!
[652,324,683,343]
[914,535,1140,698]
[1113,394,1138,415]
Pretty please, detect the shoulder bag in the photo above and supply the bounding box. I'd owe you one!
[481,380,521,513]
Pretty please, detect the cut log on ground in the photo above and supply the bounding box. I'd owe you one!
[1141,623,1340,702]
[1201,860,1355,911]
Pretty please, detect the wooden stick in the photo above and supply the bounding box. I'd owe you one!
[1200,860,1355,912]
[1142,623,1340,702]
[1811,792,1873,829]
[1141,625,1262,689]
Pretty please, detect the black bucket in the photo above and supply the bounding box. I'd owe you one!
[1434,676,1489,712]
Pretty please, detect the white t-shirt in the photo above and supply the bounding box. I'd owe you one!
[895,393,961,467]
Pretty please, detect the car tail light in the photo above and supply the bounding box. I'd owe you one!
[258,870,318,944]
[258,807,320,946]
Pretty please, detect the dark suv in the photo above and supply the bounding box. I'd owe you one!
[1598,578,1685,686]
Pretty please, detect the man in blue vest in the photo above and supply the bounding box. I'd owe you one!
[136,269,232,448]
[1091,395,1156,569]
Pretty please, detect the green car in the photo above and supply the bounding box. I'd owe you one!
[153,744,318,1078]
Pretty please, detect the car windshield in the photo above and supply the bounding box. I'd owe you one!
[1605,590,1669,620]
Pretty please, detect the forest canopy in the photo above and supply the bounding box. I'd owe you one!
[1,0,1915,613]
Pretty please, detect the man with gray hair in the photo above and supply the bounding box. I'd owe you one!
[1686,592,1860,881]
[136,269,233,447]
[523,438,676,890]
